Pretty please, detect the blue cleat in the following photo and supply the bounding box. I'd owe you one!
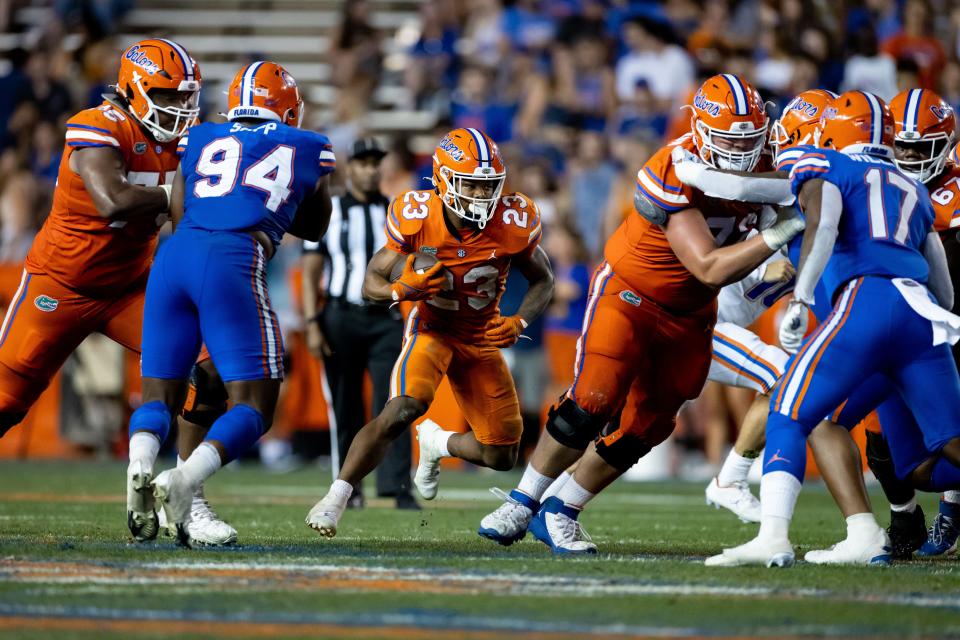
[916,501,960,557]
[529,496,598,555]
[478,488,537,546]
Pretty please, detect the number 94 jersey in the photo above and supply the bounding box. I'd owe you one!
[179,121,336,248]
[384,189,543,342]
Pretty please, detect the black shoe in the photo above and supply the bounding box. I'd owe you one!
[395,493,421,511]
[347,492,365,510]
[888,505,926,559]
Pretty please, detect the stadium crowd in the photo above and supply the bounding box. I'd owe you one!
[1,0,960,475]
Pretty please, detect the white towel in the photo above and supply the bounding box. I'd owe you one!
[893,278,960,346]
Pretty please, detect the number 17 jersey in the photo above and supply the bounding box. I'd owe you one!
[179,121,336,248]
[384,189,542,342]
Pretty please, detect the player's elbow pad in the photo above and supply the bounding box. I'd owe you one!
[634,190,668,226]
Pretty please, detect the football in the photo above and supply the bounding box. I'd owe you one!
[389,251,442,282]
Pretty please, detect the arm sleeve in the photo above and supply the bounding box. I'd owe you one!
[318,140,336,174]
[794,180,842,305]
[924,230,954,309]
[176,134,189,157]
[673,162,794,205]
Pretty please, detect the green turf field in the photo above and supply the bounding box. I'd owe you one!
[0,460,958,639]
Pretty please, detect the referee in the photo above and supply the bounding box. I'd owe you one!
[302,138,418,510]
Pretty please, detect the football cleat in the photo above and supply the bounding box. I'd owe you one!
[705,477,761,523]
[705,535,794,567]
[414,419,444,500]
[804,529,891,565]
[305,494,345,538]
[917,509,960,557]
[158,491,237,546]
[151,469,193,547]
[529,496,597,555]
[478,488,537,546]
[126,459,158,542]
[887,505,927,559]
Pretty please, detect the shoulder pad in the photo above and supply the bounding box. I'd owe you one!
[635,142,694,213]
[498,192,543,250]
[386,190,435,247]
[65,104,131,150]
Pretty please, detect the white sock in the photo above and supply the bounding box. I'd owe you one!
[846,512,881,541]
[759,471,802,540]
[434,429,453,457]
[517,465,556,501]
[717,450,755,487]
[944,490,960,504]
[541,471,572,503]
[129,433,160,468]
[179,443,222,489]
[890,497,917,513]
[556,477,595,511]
[328,479,354,506]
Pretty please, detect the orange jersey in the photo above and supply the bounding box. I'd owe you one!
[928,163,960,234]
[384,189,542,341]
[605,135,765,313]
[25,101,179,296]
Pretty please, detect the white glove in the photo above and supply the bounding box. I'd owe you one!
[761,208,805,250]
[779,299,808,354]
[671,146,705,186]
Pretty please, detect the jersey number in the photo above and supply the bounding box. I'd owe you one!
[865,167,918,244]
[932,176,960,206]
[194,137,294,213]
[426,265,499,311]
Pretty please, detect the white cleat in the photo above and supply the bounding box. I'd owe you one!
[158,491,238,546]
[152,469,195,547]
[478,488,536,546]
[529,497,598,554]
[306,494,345,538]
[705,477,761,523]
[805,529,891,565]
[126,459,158,542]
[414,419,444,500]
[705,535,795,567]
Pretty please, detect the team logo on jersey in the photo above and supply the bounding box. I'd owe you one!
[931,104,952,121]
[457,249,467,258]
[421,246,438,255]
[134,142,147,155]
[124,45,161,76]
[438,135,465,162]
[693,91,722,118]
[34,295,58,312]
[619,290,642,306]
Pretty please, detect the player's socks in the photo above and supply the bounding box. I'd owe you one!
[846,512,883,542]
[758,470,801,542]
[204,404,266,461]
[129,432,160,468]
[541,471,572,503]
[516,465,555,502]
[329,479,353,505]
[890,497,917,514]
[179,442,222,490]
[555,477,595,511]
[717,450,755,487]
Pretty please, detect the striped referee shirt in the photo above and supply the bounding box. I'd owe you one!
[303,192,389,305]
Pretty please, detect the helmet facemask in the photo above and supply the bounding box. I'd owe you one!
[127,71,200,143]
[437,165,505,230]
[893,133,953,183]
[696,118,768,172]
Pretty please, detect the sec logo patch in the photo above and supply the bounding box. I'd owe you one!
[34,295,58,312]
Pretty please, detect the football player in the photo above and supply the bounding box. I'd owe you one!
[129,61,334,546]
[305,127,555,538]
[479,74,805,553]
[710,91,960,567]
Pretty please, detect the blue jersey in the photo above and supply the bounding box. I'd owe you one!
[179,121,336,247]
[788,146,934,299]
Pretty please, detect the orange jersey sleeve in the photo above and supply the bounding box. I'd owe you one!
[25,102,181,296]
[383,190,432,254]
[928,164,960,234]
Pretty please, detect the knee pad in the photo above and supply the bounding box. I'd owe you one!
[595,415,675,472]
[129,400,172,442]
[181,363,228,428]
[545,397,606,451]
[0,411,26,438]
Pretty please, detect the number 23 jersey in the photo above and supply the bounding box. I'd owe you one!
[384,189,542,342]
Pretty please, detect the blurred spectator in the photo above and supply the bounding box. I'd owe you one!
[568,130,616,259]
[460,0,506,65]
[841,26,898,100]
[30,121,61,187]
[405,0,460,110]
[25,50,71,124]
[941,59,960,114]
[881,0,946,91]
[553,31,616,130]
[0,48,31,152]
[0,171,39,264]
[615,17,693,112]
[330,0,382,101]
[501,0,556,54]
[515,159,562,228]
[450,65,516,142]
